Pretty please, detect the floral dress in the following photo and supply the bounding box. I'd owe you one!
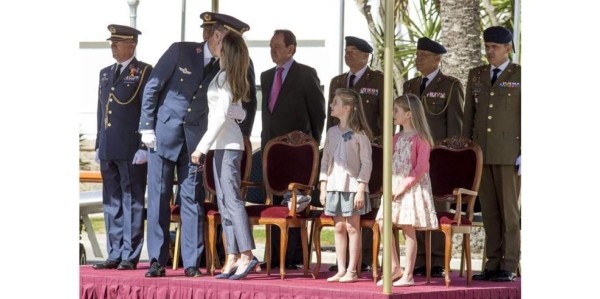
[376,132,438,230]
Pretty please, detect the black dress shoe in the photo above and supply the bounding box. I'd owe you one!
[117,261,137,270]
[184,267,203,277]
[92,260,120,270]
[431,266,445,278]
[328,264,338,272]
[413,266,426,276]
[285,263,303,270]
[360,264,372,272]
[145,262,166,277]
[472,269,498,281]
[492,270,516,282]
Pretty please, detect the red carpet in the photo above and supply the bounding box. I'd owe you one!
[80,264,521,299]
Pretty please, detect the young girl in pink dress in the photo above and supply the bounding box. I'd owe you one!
[376,94,438,287]
[319,88,373,283]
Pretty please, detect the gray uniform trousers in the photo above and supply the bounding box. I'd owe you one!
[212,149,255,253]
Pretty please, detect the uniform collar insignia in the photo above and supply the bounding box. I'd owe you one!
[179,67,192,75]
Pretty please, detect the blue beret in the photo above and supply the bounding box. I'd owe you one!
[107,24,141,42]
[417,37,446,54]
[345,36,373,54]
[200,12,216,28]
[212,13,250,35]
[483,26,513,44]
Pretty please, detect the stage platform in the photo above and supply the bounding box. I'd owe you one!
[80,264,521,299]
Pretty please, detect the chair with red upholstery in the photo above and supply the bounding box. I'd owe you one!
[424,135,483,287]
[245,130,319,280]
[311,140,383,282]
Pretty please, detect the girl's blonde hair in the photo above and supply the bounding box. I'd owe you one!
[334,88,373,141]
[219,31,250,103]
[394,94,434,147]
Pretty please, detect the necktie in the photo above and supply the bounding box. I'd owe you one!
[114,64,122,81]
[269,67,283,113]
[204,57,216,76]
[491,68,501,85]
[420,77,429,95]
[349,74,356,88]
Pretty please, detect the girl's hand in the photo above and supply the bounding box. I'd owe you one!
[319,192,326,206]
[392,187,406,201]
[354,191,365,210]
[319,181,327,206]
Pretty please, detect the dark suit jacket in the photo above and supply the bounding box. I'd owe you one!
[96,58,152,160]
[403,71,464,143]
[260,60,326,149]
[327,67,384,138]
[463,62,521,165]
[139,42,220,162]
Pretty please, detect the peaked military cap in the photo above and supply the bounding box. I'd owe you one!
[345,36,373,53]
[417,37,447,54]
[200,12,216,28]
[106,24,141,42]
[212,13,250,35]
[483,26,513,44]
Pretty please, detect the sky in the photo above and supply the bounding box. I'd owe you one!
[0,0,598,297]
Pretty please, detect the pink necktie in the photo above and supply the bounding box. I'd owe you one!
[269,67,283,113]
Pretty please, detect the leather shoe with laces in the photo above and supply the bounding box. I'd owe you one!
[285,263,303,270]
[145,262,166,277]
[492,270,516,282]
[117,261,137,270]
[413,266,426,276]
[472,269,498,281]
[431,266,445,278]
[92,260,120,270]
[184,267,203,277]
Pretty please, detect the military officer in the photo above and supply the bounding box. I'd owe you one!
[327,36,384,139]
[200,11,216,41]
[139,13,251,278]
[464,26,520,282]
[403,37,464,278]
[92,24,152,271]
[326,36,383,273]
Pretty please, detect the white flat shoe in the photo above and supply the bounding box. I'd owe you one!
[376,270,403,286]
[326,271,346,282]
[393,278,415,287]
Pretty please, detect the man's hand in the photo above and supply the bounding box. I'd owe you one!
[132,150,148,165]
[515,155,521,176]
[95,149,100,164]
[141,132,156,149]
[227,104,246,122]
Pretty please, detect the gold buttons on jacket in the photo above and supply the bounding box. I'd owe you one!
[193,96,196,100]
[180,78,184,82]
[490,92,495,96]
[108,110,112,114]
[199,85,203,89]
[187,108,191,112]
[108,123,112,127]
[488,116,492,119]
[109,98,113,102]
[489,104,494,108]
[487,128,491,132]
[111,87,115,91]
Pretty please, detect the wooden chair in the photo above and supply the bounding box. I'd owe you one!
[203,136,253,275]
[311,141,383,282]
[424,135,483,287]
[245,130,319,280]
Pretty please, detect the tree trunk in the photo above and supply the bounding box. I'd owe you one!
[439,0,481,87]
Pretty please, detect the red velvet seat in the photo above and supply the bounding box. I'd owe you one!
[424,135,483,287]
[246,130,319,280]
[311,141,383,282]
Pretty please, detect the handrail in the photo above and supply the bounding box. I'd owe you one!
[80,171,102,183]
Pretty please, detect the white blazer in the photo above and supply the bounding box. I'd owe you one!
[196,71,244,154]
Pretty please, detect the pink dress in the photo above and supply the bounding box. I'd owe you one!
[376,132,438,230]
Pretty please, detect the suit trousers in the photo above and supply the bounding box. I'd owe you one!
[415,200,447,267]
[146,147,205,268]
[100,159,147,263]
[480,164,521,272]
[212,150,255,254]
